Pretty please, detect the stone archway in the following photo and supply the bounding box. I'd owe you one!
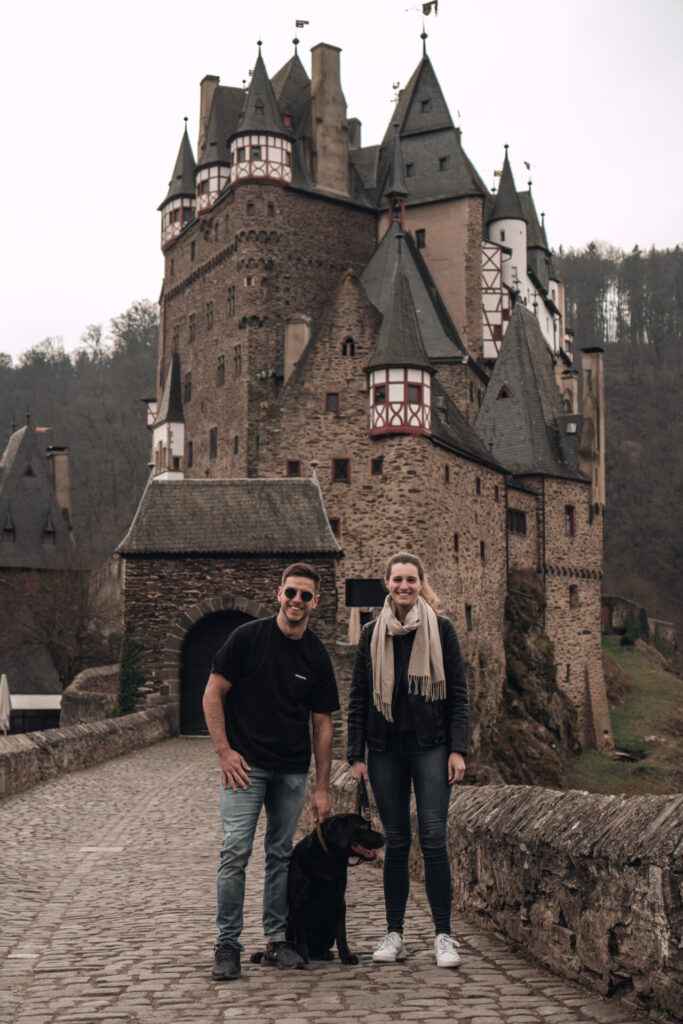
[161,595,270,735]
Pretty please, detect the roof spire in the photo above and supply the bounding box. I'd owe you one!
[292,36,299,53]
[421,27,428,56]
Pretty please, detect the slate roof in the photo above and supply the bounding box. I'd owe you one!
[153,352,184,427]
[384,129,409,198]
[430,380,503,471]
[117,478,341,556]
[474,305,586,480]
[0,427,78,570]
[361,219,468,361]
[489,148,524,224]
[271,52,310,138]
[198,86,245,167]
[160,125,196,207]
[365,263,433,373]
[236,49,290,138]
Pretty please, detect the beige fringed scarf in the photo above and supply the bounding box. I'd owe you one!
[371,594,446,722]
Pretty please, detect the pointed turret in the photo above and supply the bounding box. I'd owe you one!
[488,146,527,292]
[159,123,197,247]
[520,185,549,294]
[152,353,185,479]
[366,249,435,437]
[384,126,408,228]
[230,44,293,185]
[196,92,234,213]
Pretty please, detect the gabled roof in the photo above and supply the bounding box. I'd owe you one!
[271,51,310,138]
[474,305,586,480]
[236,48,288,138]
[430,379,504,472]
[0,426,78,570]
[160,125,196,207]
[365,263,433,373]
[117,478,341,556]
[153,352,184,427]
[489,148,524,224]
[198,86,244,168]
[361,219,467,361]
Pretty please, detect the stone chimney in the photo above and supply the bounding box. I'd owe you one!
[198,75,220,156]
[310,44,349,195]
[347,117,361,149]
[46,446,72,531]
[284,314,312,384]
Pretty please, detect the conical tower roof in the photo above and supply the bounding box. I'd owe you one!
[160,124,196,207]
[197,93,234,169]
[236,46,287,137]
[489,147,524,223]
[365,258,434,373]
[271,50,310,137]
[153,352,184,427]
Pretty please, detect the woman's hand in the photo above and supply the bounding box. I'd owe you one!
[448,752,466,785]
[351,760,368,783]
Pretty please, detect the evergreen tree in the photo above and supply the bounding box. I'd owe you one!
[116,622,145,715]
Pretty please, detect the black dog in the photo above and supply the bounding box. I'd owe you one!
[288,813,385,964]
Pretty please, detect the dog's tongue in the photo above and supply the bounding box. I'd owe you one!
[351,842,377,860]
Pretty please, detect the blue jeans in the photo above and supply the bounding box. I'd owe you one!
[216,766,308,949]
[368,731,452,935]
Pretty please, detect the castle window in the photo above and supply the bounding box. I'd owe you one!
[234,435,239,455]
[565,505,575,537]
[187,441,193,468]
[227,285,235,317]
[500,230,506,242]
[233,345,242,379]
[209,427,218,459]
[172,456,181,471]
[3,526,15,542]
[216,354,225,386]
[342,337,355,356]
[206,301,214,330]
[507,508,527,535]
[199,179,210,195]
[255,103,264,115]
[172,324,180,350]
[406,163,415,177]
[494,485,500,502]
[325,392,340,413]
[43,528,55,545]
[184,372,192,403]
[237,146,246,161]
[252,145,262,160]
[465,604,473,631]
[407,383,422,404]
[329,517,341,538]
[371,456,383,476]
[497,386,509,400]
[453,532,459,553]
[374,384,386,405]
[332,458,350,483]
[286,460,302,477]
[214,222,219,241]
[189,313,196,343]
[190,241,196,261]
[480,540,486,564]
[245,276,253,286]
[569,585,579,608]
[421,98,431,113]
[439,156,449,171]
[267,203,274,217]
[247,203,254,216]
[476,477,481,495]
[416,229,426,249]
[444,465,450,483]
[283,114,292,128]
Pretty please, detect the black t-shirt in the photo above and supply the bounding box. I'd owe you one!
[210,616,340,773]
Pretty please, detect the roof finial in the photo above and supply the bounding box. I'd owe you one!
[310,459,319,483]
[257,39,262,54]
[421,27,428,56]
[293,36,299,53]
[183,115,188,133]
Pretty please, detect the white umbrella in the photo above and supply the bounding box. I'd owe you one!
[0,674,11,734]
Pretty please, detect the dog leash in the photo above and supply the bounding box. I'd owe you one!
[356,778,371,822]
[315,821,330,855]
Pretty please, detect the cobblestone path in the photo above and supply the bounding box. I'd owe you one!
[0,738,646,1024]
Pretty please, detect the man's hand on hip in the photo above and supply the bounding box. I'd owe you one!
[220,748,251,791]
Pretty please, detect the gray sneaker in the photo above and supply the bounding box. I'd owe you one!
[262,940,305,969]
[212,942,241,980]
[372,932,407,963]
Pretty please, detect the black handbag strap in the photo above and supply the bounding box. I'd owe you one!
[356,777,371,821]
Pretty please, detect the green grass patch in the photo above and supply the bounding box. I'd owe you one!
[566,636,683,796]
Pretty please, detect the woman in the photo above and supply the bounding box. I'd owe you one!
[347,552,467,968]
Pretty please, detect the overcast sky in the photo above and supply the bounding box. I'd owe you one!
[1,0,681,362]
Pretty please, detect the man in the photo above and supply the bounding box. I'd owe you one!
[203,563,339,980]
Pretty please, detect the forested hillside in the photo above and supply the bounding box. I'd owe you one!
[0,300,157,563]
[1,247,681,639]
[555,244,683,636]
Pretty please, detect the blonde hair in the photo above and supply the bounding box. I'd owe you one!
[384,551,440,611]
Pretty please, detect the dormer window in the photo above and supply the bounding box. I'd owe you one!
[406,163,415,178]
[421,98,431,113]
[439,156,449,171]
[23,466,35,477]
[3,526,15,542]
[255,102,264,115]
[283,114,292,128]
[43,527,55,544]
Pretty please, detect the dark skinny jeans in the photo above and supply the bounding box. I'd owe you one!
[368,730,452,936]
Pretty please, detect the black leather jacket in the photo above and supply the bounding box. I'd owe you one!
[347,614,468,762]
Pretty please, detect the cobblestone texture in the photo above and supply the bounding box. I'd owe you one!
[0,739,649,1024]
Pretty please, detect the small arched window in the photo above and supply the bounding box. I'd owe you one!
[342,337,355,356]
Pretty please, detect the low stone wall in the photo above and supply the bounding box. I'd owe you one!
[0,707,176,799]
[322,762,682,1019]
[60,665,120,727]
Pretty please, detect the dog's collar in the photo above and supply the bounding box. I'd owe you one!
[315,822,330,855]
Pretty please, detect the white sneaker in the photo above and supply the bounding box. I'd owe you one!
[434,933,461,967]
[372,931,407,963]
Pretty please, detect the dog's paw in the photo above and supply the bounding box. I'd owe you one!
[340,952,359,965]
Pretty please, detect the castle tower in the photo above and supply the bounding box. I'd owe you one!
[365,254,435,437]
[488,145,527,293]
[230,44,293,185]
[159,123,197,247]
[196,95,232,212]
[151,352,185,479]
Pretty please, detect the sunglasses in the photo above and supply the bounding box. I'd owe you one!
[283,586,315,602]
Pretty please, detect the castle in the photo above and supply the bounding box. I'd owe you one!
[118,34,613,765]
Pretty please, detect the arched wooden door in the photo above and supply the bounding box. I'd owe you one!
[179,609,253,734]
